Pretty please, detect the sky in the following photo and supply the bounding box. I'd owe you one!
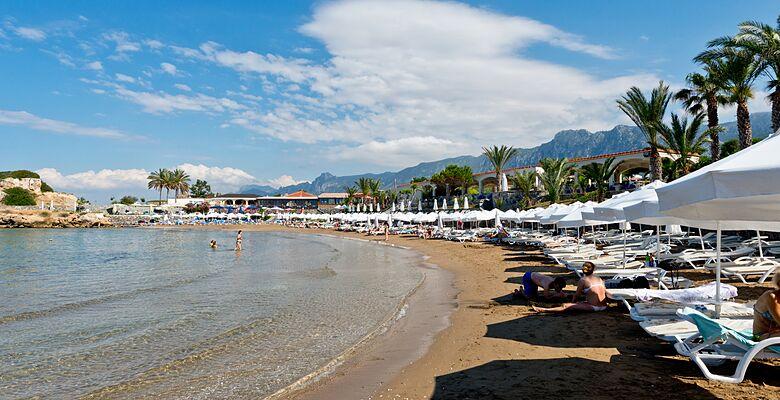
[0,0,777,201]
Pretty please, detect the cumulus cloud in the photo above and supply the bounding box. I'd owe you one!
[326,136,471,167]
[160,62,178,75]
[263,175,308,188]
[112,85,245,114]
[37,167,148,190]
[115,73,135,83]
[0,109,132,139]
[174,83,192,92]
[102,31,141,59]
[37,164,259,193]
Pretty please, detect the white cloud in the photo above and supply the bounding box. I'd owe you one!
[102,31,141,60]
[326,136,471,167]
[112,86,246,114]
[86,60,103,70]
[115,73,135,83]
[174,83,192,92]
[263,175,308,188]
[12,26,46,41]
[160,62,178,75]
[37,164,258,193]
[0,109,132,139]
[37,167,148,190]
[145,39,164,49]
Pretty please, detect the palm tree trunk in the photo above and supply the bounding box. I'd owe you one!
[772,89,780,134]
[737,100,752,150]
[706,94,720,161]
[649,146,662,181]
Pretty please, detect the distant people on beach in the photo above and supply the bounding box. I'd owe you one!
[384,223,389,241]
[235,230,243,251]
[210,240,218,249]
[533,262,607,313]
[514,272,567,300]
[753,269,780,340]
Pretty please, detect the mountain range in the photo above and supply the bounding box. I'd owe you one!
[240,111,773,195]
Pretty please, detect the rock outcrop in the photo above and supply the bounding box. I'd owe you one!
[0,208,112,228]
[0,177,77,210]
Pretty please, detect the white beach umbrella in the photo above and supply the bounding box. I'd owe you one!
[592,181,667,222]
[441,198,447,210]
[453,198,460,210]
[500,173,508,192]
[418,199,423,211]
[463,197,469,209]
[391,202,396,212]
[437,212,444,229]
[400,201,405,212]
[377,203,381,212]
[494,209,502,227]
[369,203,374,213]
[433,199,438,211]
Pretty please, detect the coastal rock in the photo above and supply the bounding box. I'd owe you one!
[0,208,112,228]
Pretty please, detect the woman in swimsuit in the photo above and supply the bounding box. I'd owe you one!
[753,269,780,340]
[235,230,243,251]
[514,272,567,299]
[533,262,608,313]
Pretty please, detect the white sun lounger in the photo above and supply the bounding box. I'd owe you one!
[624,301,753,322]
[673,307,780,383]
[640,318,753,342]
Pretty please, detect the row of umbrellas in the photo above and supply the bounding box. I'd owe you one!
[345,197,471,213]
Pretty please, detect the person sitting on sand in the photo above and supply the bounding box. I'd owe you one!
[209,240,218,249]
[514,272,567,299]
[533,262,607,312]
[753,269,780,340]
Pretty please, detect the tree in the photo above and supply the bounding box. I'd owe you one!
[369,179,382,205]
[616,81,672,181]
[675,62,729,160]
[77,197,90,205]
[432,165,473,197]
[510,171,536,208]
[190,179,212,198]
[482,145,518,192]
[538,158,572,203]
[720,137,763,159]
[697,49,760,150]
[119,195,138,205]
[1,187,36,206]
[356,177,372,204]
[719,19,780,132]
[580,157,622,202]
[343,186,358,205]
[657,113,709,176]
[169,169,191,199]
[147,168,170,201]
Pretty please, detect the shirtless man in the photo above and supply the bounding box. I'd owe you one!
[533,262,607,312]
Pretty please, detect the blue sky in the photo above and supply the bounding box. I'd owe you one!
[0,0,776,201]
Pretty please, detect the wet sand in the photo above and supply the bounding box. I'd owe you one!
[170,224,780,400]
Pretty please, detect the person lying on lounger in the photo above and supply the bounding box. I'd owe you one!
[514,272,567,299]
[533,262,607,312]
[753,268,780,340]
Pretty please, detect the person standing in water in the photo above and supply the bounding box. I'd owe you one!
[235,230,243,251]
[210,240,218,249]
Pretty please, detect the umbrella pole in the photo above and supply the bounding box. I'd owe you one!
[715,223,722,318]
[656,225,660,263]
[699,228,705,250]
[622,225,627,268]
[757,230,763,258]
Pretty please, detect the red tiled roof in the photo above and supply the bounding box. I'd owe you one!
[285,190,317,198]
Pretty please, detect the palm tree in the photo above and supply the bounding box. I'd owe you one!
[616,81,672,181]
[675,62,729,161]
[369,179,382,205]
[580,157,622,202]
[482,145,518,192]
[657,113,709,176]
[343,186,358,205]
[715,20,780,132]
[169,169,191,199]
[510,171,536,207]
[356,177,372,204]
[538,158,572,203]
[147,168,169,201]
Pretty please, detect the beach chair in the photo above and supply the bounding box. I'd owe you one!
[673,307,780,383]
[640,317,753,342]
[704,258,779,284]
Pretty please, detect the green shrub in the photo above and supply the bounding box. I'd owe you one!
[0,170,40,179]
[2,187,36,206]
[40,182,54,192]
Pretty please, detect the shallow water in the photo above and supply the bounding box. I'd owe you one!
[0,229,423,399]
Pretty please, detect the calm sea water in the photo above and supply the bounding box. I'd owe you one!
[0,228,424,399]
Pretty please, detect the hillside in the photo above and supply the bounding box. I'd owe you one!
[240,112,773,195]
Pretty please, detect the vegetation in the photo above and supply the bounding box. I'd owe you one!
[509,171,537,207]
[616,81,672,181]
[190,179,212,198]
[580,157,622,202]
[675,62,729,160]
[343,186,358,205]
[0,170,55,192]
[118,196,138,205]
[656,113,710,176]
[430,164,474,197]
[184,202,210,213]
[146,168,192,200]
[2,187,36,206]
[482,145,518,192]
[356,177,372,204]
[538,158,572,203]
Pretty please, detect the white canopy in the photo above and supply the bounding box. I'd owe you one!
[591,181,666,222]
[453,198,460,210]
[463,197,469,209]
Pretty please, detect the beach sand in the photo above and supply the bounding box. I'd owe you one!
[176,224,780,400]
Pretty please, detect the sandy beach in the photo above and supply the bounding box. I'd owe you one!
[182,224,779,400]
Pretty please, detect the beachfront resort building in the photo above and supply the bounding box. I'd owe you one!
[257,190,319,210]
[317,192,349,210]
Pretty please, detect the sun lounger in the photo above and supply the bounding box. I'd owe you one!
[703,258,779,284]
[640,318,753,342]
[625,301,753,322]
[673,307,780,383]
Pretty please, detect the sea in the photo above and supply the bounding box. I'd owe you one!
[0,228,425,399]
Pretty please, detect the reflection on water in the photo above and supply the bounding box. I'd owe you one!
[0,229,422,399]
